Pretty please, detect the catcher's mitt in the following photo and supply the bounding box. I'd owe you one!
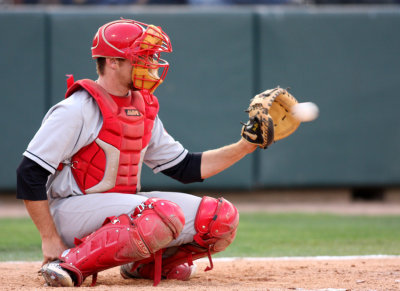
[241,87,300,149]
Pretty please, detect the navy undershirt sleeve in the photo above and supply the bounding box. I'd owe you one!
[161,152,204,184]
[16,157,51,201]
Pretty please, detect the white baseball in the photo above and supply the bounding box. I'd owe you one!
[291,102,319,122]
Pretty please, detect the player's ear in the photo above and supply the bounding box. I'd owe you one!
[105,58,119,70]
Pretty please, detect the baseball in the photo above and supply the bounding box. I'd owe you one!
[291,102,319,122]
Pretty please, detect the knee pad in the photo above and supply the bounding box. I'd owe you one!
[59,197,185,286]
[194,196,239,252]
[132,197,186,251]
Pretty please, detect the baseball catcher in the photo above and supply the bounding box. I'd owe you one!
[16,18,308,288]
[17,19,243,288]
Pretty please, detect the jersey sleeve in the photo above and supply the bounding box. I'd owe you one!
[144,116,188,173]
[23,91,102,174]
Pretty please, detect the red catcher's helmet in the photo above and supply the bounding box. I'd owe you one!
[91,19,172,93]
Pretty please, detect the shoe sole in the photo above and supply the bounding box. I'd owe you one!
[41,263,74,287]
[120,264,140,279]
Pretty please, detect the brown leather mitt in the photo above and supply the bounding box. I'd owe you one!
[241,87,300,149]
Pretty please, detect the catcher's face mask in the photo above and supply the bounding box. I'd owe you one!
[91,19,172,93]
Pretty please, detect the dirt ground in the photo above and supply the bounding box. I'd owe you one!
[1,189,400,291]
[1,258,400,291]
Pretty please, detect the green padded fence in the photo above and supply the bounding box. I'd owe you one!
[0,11,47,189]
[257,8,400,187]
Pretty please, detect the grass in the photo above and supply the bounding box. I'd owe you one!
[0,218,42,261]
[220,213,400,257]
[1,213,399,261]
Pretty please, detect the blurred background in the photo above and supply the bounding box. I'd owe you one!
[0,1,400,210]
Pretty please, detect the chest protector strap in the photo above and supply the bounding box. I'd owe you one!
[65,77,159,194]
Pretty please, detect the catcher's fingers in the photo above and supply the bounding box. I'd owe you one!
[241,116,274,149]
[41,237,68,266]
[42,256,56,266]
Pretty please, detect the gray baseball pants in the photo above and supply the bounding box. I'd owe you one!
[50,191,202,248]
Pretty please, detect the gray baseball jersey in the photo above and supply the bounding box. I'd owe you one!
[24,90,201,247]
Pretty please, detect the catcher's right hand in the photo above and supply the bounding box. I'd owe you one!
[241,87,301,149]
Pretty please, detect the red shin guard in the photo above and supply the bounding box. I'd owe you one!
[58,198,185,286]
[125,197,239,282]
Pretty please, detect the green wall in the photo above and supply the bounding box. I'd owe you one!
[257,8,400,187]
[0,11,47,189]
[2,6,400,191]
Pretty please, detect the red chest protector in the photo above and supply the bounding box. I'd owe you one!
[65,78,159,194]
